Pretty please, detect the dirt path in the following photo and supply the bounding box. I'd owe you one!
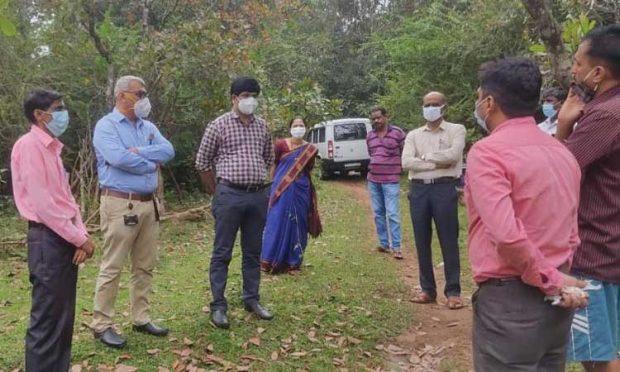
[336,178,473,372]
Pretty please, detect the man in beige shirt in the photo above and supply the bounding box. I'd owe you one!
[402,91,466,309]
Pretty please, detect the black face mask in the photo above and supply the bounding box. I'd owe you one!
[571,68,599,103]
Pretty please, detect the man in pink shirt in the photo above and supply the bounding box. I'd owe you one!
[466,58,586,371]
[11,89,95,372]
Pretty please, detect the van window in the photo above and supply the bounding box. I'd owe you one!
[312,129,319,143]
[318,127,325,143]
[305,129,313,142]
[334,123,367,142]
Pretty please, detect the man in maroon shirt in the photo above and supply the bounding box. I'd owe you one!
[557,24,620,371]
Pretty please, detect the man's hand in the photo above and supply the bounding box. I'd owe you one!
[200,170,217,196]
[128,147,139,154]
[557,274,588,309]
[556,88,585,141]
[80,237,96,259]
[72,249,87,265]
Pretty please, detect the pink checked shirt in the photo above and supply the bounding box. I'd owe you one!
[465,117,581,295]
[11,125,88,248]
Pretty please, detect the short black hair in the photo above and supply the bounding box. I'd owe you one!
[542,87,567,101]
[23,89,63,123]
[370,106,387,116]
[230,76,261,96]
[288,116,305,128]
[478,57,542,118]
[583,24,620,79]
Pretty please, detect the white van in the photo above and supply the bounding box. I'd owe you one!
[305,118,372,179]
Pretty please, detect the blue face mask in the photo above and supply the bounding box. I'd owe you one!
[46,110,70,137]
[542,103,557,119]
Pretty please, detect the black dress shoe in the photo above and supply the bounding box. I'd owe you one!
[244,303,274,320]
[132,322,169,337]
[211,309,230,329]
[94,328,126,349]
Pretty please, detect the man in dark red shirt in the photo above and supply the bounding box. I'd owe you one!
[557,24,620,371]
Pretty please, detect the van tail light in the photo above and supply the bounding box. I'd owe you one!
[327,140,334,159]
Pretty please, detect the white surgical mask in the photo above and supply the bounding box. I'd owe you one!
[238,97,258,115]
[134,97,152,118]
[423,105,443,122]
[474,99,489,133]
[290,127,306,139]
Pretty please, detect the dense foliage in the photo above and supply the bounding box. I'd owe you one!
[0,0,615,208]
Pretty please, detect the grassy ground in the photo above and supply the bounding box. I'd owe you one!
[0,180,412,371]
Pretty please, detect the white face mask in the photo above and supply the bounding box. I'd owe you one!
[238,97,258,115]
[134,97,152,118]
[290,126,306,139]
[423,105,443,122]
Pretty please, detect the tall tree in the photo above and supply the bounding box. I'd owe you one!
[521,0,571,87]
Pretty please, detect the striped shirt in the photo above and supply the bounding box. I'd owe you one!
[195,111,275,185]
[566,86,620,283]
[366,125,405,183]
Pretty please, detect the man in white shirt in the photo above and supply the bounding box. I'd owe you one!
[401,91,466,309]
[537,88,566,136]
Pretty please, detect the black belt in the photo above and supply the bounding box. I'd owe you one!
[411,177,457,185]
[481,277,521,286]
[218,179,271,192]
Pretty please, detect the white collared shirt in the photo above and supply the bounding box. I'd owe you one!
[537,117,557,136]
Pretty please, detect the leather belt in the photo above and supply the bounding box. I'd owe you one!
[102,188,153,201]
[218,179,270,192]
[481,262,570,287]
[411,177,457,185]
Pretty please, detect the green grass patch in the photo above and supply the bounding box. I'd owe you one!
[0,180,411,370]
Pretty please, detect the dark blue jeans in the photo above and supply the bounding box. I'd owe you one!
[210,184,269,311]
[25,223,78,372]
[408,182,461,297]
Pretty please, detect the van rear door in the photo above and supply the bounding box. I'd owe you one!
[333,122,369,163]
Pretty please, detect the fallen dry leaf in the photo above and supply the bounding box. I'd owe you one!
[241,355,266,362]
[236,366,250,372]
[363,351,372,358]
[183,337,194,346]
[307,330,318,343]
[114,365,137,372]
[431,317,440,322]
[96,364,113,372]
[71,365,82,372]
[289,351,308,357]
[248,337,261,346]
[206,343,214,353]
[347,336,362,345]
[157,367,170,372]
[201,306,210,313]
[271,351,279,361]
[257,327,265,334]
[147,349,160,356]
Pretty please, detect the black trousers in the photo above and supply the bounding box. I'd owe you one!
[408,182,461,297]
[473,280,574,371]
[210,184,269,311]
[25,223,78,372]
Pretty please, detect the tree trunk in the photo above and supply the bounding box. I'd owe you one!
[521,0,572,88]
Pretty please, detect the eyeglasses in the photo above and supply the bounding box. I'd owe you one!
[125,90,148,99]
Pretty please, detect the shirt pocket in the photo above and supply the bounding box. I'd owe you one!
[439,137,451,150]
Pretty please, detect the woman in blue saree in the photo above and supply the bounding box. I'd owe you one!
[261,117,322,274]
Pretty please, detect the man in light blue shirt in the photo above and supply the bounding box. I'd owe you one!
[91,75,174,349]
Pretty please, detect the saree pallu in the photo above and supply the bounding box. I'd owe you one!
[261,144,319,273]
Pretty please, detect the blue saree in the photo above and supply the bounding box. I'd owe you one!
[261,143,318,273]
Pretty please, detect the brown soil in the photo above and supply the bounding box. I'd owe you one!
[336,177,473,372]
